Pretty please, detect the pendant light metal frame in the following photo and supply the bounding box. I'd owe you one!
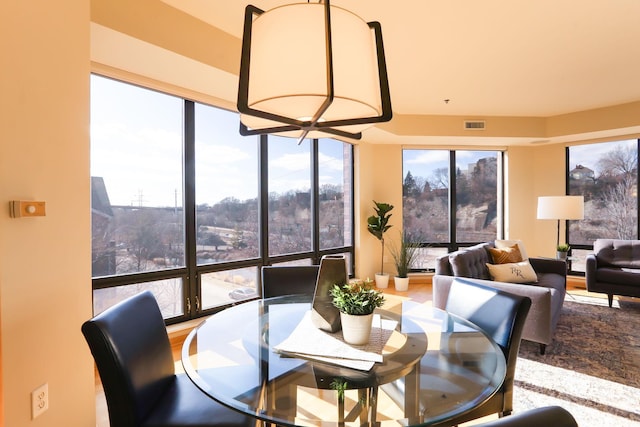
[237,1,392,141]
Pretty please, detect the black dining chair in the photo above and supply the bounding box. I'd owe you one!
[433,278,532,426]
[474,406,578,427]
[261,265,320,298]
[82,290,255,427]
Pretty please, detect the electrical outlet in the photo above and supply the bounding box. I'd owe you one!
[31,383,48,419]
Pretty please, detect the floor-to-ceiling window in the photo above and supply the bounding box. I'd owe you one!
[90,75,354,323]
[90,76,186,319]
[402,149,503,271]
[267,136,313,258]
[194,103,261,310]
[567,139,639,273]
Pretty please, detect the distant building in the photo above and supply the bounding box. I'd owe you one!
[570,164,595,181]
[91,176,115,277]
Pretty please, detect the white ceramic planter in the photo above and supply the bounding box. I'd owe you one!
[340,312,374,345]
[374,273,389,289]
[394,276,409,292]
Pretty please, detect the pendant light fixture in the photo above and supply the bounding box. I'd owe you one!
[237,0,392,142]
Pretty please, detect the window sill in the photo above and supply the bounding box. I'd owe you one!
[167,318,202,341]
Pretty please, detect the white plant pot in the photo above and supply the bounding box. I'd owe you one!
[340,312,374,345]
[394,276,410,292]
[374,273,389,289]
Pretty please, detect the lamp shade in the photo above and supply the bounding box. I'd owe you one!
[536,196,584,220]
[237,1,392,141]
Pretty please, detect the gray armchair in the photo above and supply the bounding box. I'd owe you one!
[586,238,640,307]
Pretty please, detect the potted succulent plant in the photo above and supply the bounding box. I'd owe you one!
[330,278,385,345]
[367,201,394,288]
[556,243,570,261]
[389,232,421,291]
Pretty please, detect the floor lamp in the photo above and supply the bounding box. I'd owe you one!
[536,196,585,248]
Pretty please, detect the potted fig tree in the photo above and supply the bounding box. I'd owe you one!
[367,201,394,288]
[330,279,385,345]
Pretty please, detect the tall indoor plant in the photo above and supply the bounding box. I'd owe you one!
[367,201,394,288]
[330,279,385,345]
[389,232,420,291]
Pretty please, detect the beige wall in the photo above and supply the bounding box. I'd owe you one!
[354,144,404,279]
[0,1,95,426]
[506,144,568,258]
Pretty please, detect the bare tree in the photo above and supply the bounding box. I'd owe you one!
[429,167,449,190]
[603,175,637,239]
[597,145,637,178]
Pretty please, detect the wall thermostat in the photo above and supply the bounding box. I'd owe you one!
[9,201,46,218]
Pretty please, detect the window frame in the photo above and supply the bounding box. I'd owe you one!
[90,75,355,324]
[402,149,505,272]
[566,140,640,275]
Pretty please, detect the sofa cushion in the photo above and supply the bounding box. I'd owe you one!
[594,239,640,268]
[486,261,538,283]
[488,245,523,264]
[596,267,640,286]
[449,243,493,279]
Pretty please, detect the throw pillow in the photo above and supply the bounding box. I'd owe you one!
[486,260,538,283]
[488,244,523,264]
[495,239,529,260]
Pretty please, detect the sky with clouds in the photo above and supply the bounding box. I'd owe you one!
[403,149,498,182]
[90,75,347,207]
[403,138,637,183]
[91,75,635,207]
[568,139,636,175]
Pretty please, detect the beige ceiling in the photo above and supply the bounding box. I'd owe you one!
[91,0,640,146]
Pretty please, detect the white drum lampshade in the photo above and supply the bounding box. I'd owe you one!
[537,195,584,247]
[237,1,392,141]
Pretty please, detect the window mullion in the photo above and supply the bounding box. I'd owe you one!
[449,151,457,249]
[637,139,640,240]
[311,139,320,264]
[183,100,197,318]
[259,134,269,265]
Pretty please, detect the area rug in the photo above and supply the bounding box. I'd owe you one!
[514,293,640,426]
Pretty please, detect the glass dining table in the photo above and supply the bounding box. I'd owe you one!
[182,295,506,427]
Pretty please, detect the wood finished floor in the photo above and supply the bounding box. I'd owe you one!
[95,277,597,427]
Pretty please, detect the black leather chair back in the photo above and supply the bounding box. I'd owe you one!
[82,291,175,427]
[475,405,578,427]
[261,265,320,298]
[445,278,531,418]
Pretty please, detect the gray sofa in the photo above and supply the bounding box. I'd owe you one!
[586,239,640,307]
[433,242,567,354]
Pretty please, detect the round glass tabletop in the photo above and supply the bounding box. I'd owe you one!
[182,295,506,427]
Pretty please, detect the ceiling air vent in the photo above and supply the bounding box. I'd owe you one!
[464,120,486,130]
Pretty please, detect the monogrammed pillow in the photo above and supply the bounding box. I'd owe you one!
[486,260,538,283]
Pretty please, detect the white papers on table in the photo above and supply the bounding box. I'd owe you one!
[273,311,397,371]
